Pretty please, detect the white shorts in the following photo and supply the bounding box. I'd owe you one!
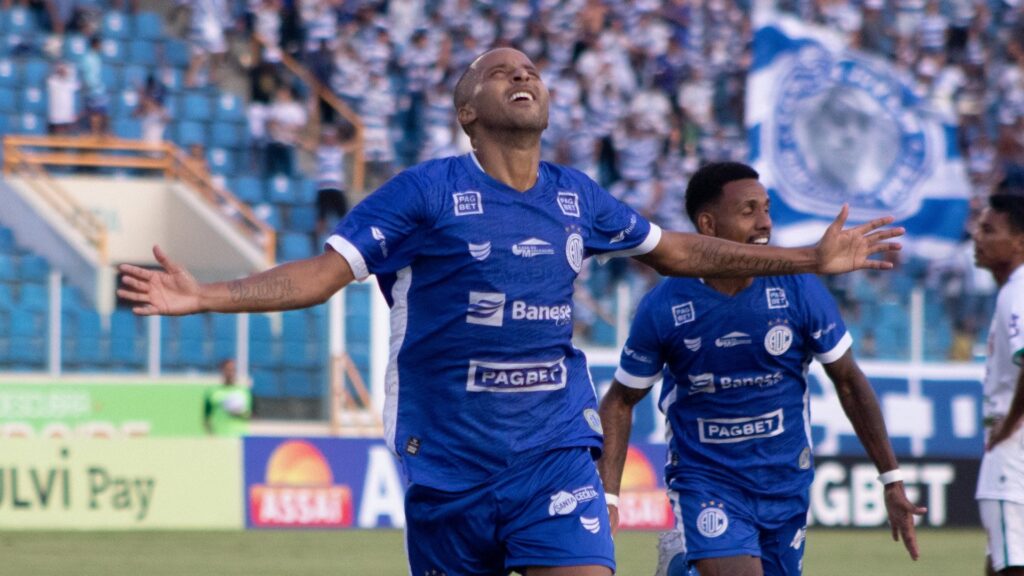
[976,425,1024,502]
[979,499,1024,571]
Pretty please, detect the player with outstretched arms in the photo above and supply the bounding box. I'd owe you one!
[118,50,904,575]
[973,191,1024,576]
[597,162,925,576]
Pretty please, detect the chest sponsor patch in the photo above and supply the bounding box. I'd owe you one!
[672,302,695,326]
[766,287,789,309]
[557,191,580,217]
[467,357,567,392]
[453,191,483,216]
[697,409,785,444]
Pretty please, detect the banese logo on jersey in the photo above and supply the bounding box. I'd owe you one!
[466,293,573,327]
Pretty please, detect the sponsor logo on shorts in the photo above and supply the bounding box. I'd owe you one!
[548,485,600,517]
[610,214,638,244]
[468,241,491,261]
[696,502,728,538]
[684,337,702,352]
[672,302,695,326]
[512,238,555,258]
[557,191,580,217]
[765,321,794,356]
[790,526,807,550]
[715,331,751,348]
[453,191,483,216]
[767,287,789,309]
[698,409,785,444]
[466,292,505,327]
[467,357,567,392]
[580,516,601,534]
[566,233,584,273]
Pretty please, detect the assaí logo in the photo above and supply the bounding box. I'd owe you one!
[249,440,352,527]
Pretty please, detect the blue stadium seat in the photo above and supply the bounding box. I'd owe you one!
[158,67,183,91]
[285,205,317,231]
[101,39,124,61]
[0,284,15,311]
[62,34,88,59]
[22,59,48,86]
[249,314,279,368]
[175,120,205,147]
[100,65,120,91]
[110,309,145,368]
[73,310,102,367]
[163,38,190,69]
[252,368,283,397]
[133,11,163,41]
[128,39,158,67]
[10,308,42,337]
[209,121,243,147]
[102,11,131,39]
[181,92,212,122]
[19,86,45,115]
[122,64,148,89]
[113,118,143,139]
[110,89,139,119]
[230,176,263,204]
[267,176,297,204]
[0,226,16,253]
[282,369,321,398]
[0,254,15,281]
[17,254,48,282]
[18,282,48,312]
[10,336,45,367]
[294,178,318,204]
[12,112,44,135]
[207,147,235,175]
[0,58,18,87]
[0,87,15,112]
[278,232,314,261]
[255,203,281,228]
[214,93,245,121]
[1,7,37,35]
[176,315,211,368]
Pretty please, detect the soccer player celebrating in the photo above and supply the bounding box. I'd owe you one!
[597,162,925,576]
[119,51,903,576]
[973,191,1024,576]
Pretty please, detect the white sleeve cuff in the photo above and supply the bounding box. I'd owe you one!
[325,235,370,281]
[614,366,661,389]
[816,331,853,365]
[596,224,663,265]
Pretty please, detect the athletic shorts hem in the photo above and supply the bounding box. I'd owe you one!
[685,547,762,562]
[507,555,615,571]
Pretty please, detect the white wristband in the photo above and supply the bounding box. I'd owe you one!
[877,469,904,485]
[605,493,620,507]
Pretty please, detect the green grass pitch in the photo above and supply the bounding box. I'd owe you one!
[1,528,985,575]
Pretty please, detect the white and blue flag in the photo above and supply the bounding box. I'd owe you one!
[746,11,970,258]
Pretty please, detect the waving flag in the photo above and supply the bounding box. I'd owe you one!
[746,11,970,258]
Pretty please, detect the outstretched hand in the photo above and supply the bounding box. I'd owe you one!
[117,245,202,316]
[884,483,928,561]
[815,204,905,274]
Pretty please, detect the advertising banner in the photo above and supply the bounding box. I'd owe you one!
[0,379,218,438]
[244,437,405,529]
[0,438,242,529]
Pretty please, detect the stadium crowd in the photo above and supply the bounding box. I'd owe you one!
[2,0,1024,358]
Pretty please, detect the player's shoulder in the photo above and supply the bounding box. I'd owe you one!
[764,273,823,292]
[540,161,600,193]
[401,155,470,187]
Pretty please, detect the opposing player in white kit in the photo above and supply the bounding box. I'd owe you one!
[116,48,906,575]
[973,192,1024,576]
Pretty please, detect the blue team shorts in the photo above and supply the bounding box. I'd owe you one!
[404,446,615,575]
[668,482,808,576]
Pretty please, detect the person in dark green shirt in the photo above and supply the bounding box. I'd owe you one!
[203,359,251,436]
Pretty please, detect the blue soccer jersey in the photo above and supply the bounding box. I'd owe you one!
[328,153,660,491]
[615,275,851,497]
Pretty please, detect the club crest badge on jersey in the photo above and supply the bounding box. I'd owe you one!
[566,233,584,273]
[765,319,794,356]
[767,46,931,220]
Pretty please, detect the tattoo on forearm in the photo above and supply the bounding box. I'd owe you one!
[228,277,300,304]
[697,240,799,276]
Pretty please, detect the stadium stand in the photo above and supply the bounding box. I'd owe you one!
[1,0,1020,418]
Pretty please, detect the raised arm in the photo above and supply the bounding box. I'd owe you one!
[597,380,653,535]
[637,205,904,278]
[823,350,927,560]
[117,245,355,316]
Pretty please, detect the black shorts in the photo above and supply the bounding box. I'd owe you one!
[316,188,348,220]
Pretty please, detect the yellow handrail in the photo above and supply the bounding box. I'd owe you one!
[1,135,276,264]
